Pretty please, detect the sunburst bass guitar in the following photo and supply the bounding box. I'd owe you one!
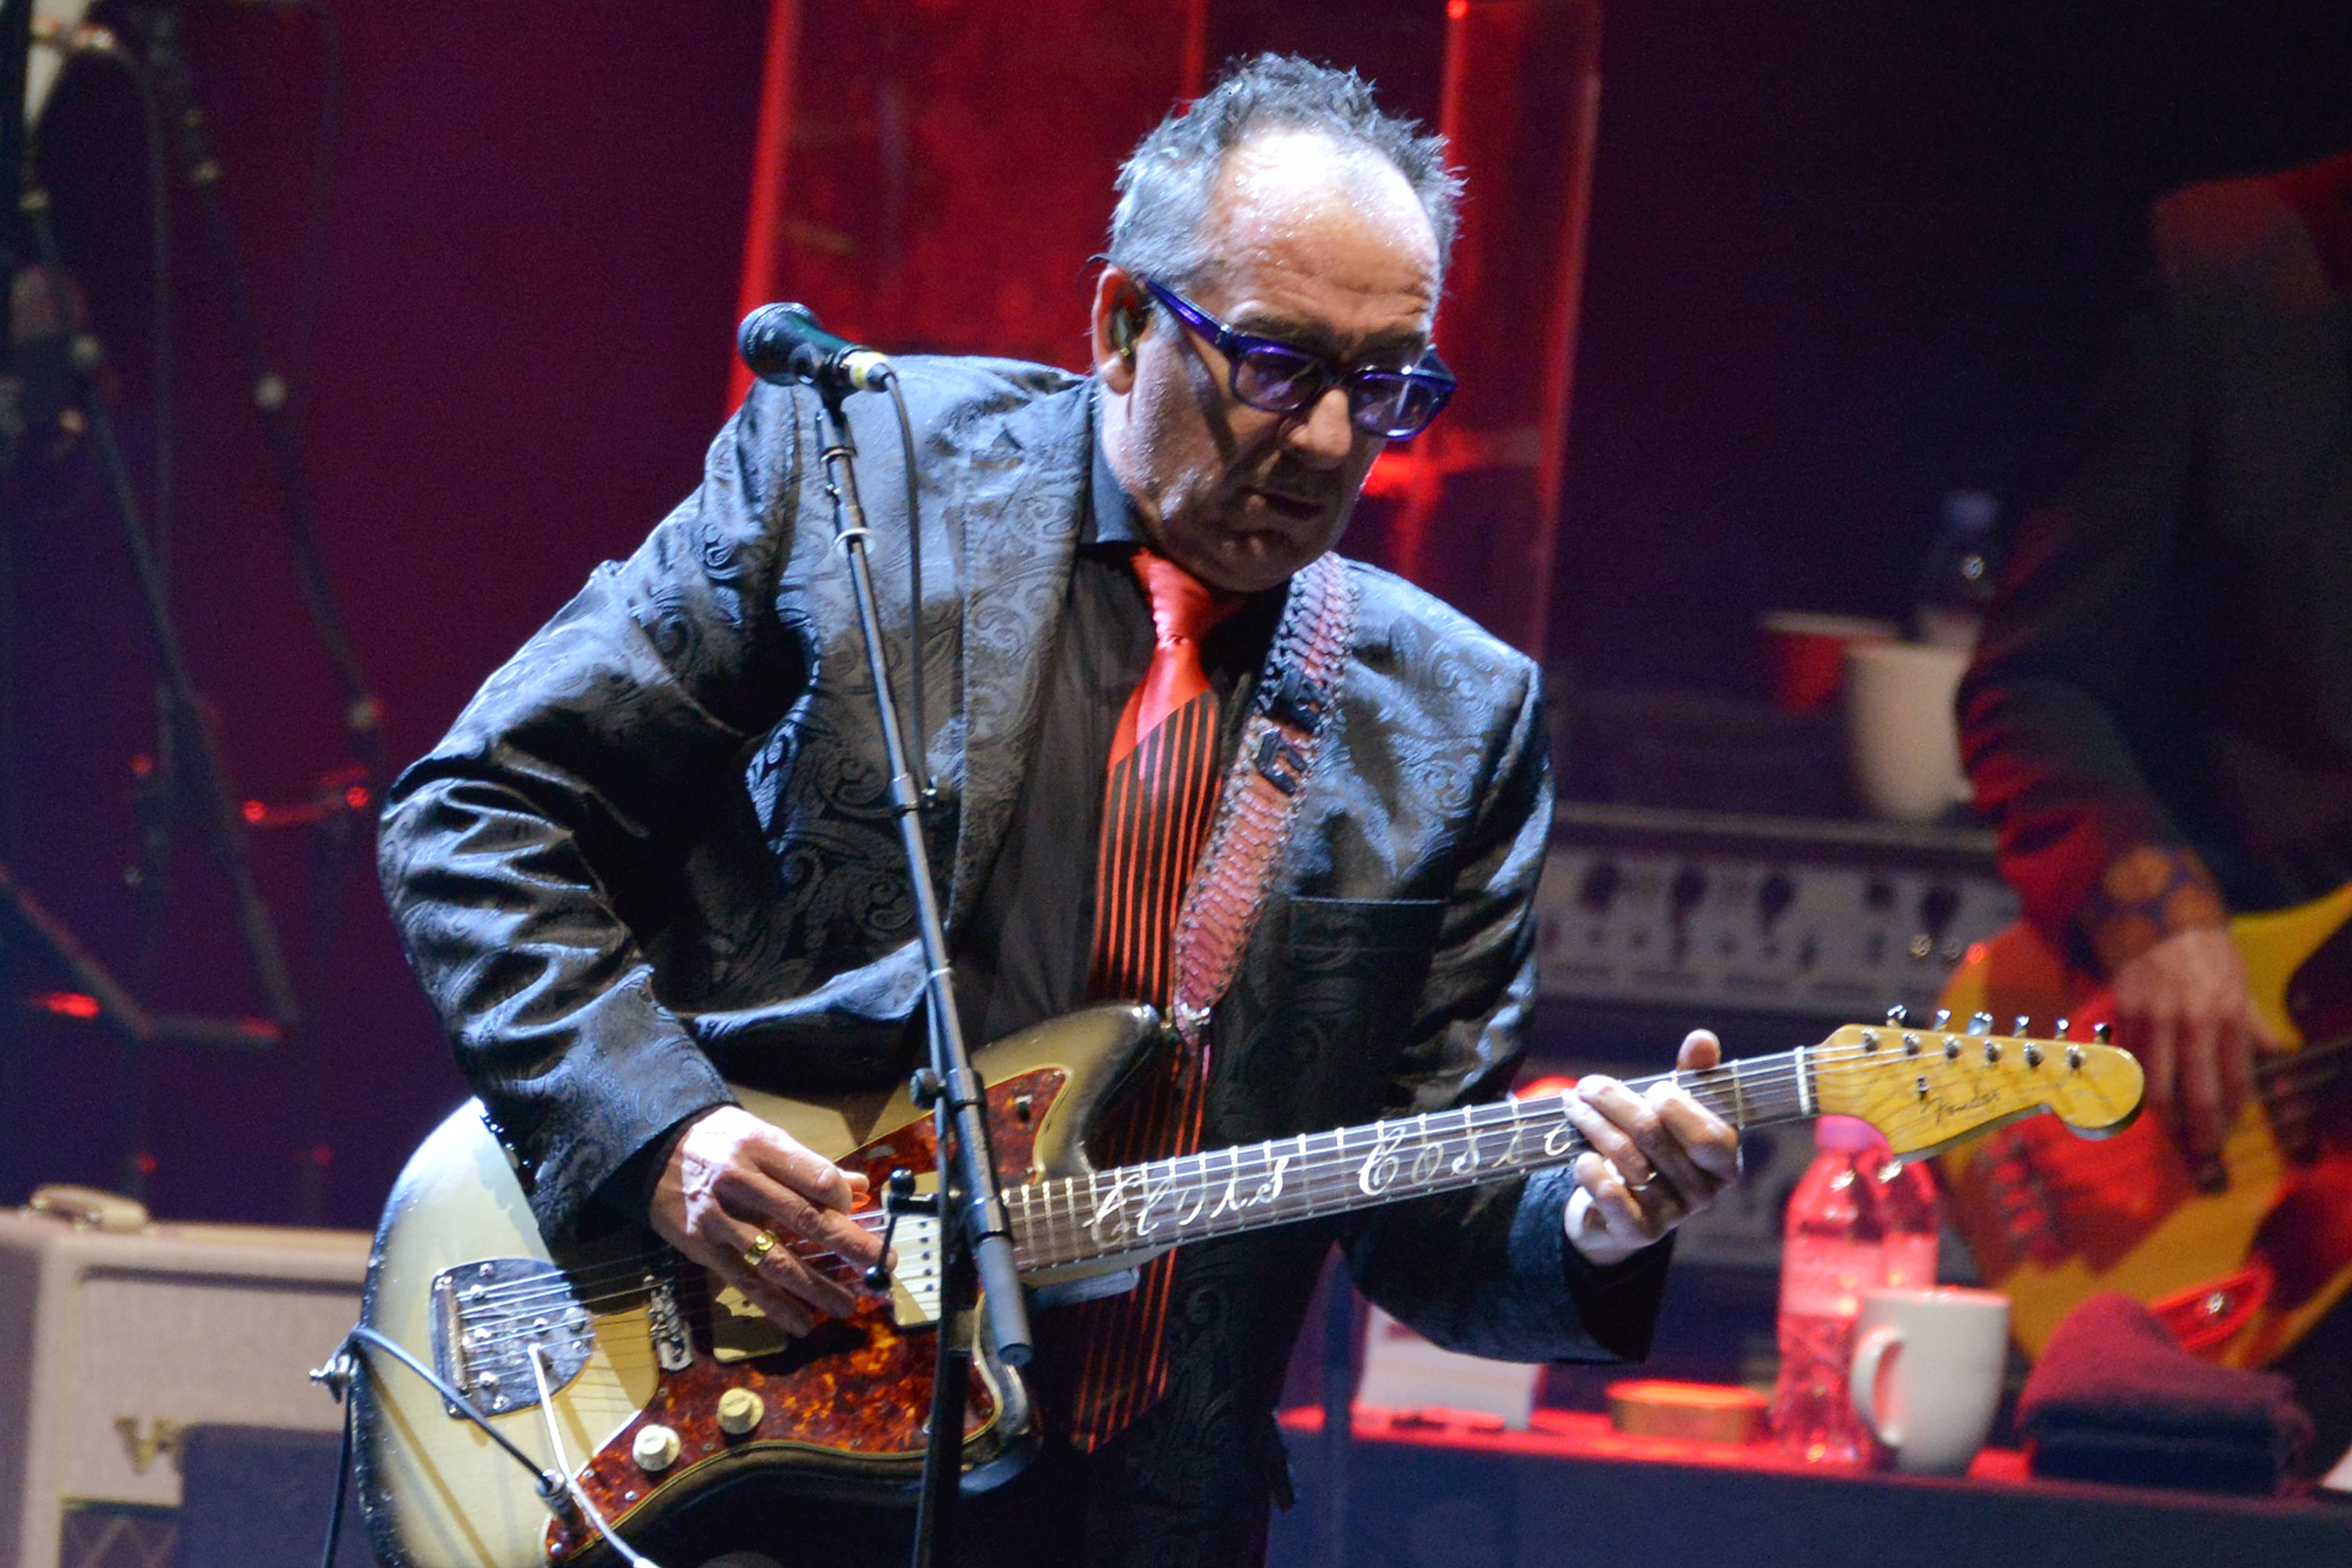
[1939,879,2352,1368]
[353,1005,2140,1568]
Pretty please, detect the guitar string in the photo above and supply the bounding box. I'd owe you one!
[460,1047,1798,1315]
[1017,1046,1826,1265]
[465,1075,1648,1314]
[461,1034,2092,1312]
[465,1037,1997,1307]
[452,1213,904,1316]
[474,1055,1887,1309]
[2249,1029,2352,1097]
[1044,1023,2122,1263]
[1012,1034,2117,1265]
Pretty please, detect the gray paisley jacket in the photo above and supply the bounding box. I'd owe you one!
[376,358,1668,1490]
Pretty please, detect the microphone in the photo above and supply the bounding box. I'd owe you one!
[738,303,894,394]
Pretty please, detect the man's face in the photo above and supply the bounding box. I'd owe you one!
[1094,132,1443,595]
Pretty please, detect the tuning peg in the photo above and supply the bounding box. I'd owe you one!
[1967,1011,1994,1035]
[1933,1008,1953,1030]
[1885,1004,1909,1026]
[2013,1015,2031,1038]
[2094,1022,2112,1044]
[2053,1016,2071,1039]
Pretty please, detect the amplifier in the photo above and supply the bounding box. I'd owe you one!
[1536,802,2019,1030]
[0,1191,368,1568]
[1526,804,2011,1319]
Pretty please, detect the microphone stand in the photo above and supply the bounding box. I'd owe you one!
[124,5,381,763]
[125,5,380,1221]
[16,155,299,1195]
[803,382,1032,1568]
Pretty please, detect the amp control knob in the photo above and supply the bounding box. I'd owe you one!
[632,1423,682,1472]
[1669,865,1708,921]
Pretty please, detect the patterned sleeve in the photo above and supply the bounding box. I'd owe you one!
[376,380,818,1239]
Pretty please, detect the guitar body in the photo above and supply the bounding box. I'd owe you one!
[350,996,2142,1568]
[1939,880,2352,1367]
[353,1005,1160,1568]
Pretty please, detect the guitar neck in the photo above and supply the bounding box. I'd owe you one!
[1007,1050,1820,1272]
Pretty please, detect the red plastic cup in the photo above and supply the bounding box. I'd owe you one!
[1760,611,1901,714]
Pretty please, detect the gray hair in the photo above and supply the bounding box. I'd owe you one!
[1106,54,1462,294]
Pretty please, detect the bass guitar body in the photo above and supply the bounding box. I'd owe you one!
[353,1005,1160,1568]
[1939,880,2352,1367]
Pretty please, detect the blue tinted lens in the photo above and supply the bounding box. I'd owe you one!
[1348,371,1450,437]
[1231,344,1328,412]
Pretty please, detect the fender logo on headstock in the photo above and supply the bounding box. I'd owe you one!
[1931,1087,2002,1124]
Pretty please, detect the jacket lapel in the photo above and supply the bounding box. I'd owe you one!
[942,379,1094,933]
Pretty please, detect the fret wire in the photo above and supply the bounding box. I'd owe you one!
[1014,1037,1924,1267]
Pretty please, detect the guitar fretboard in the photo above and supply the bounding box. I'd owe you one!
[1005,1051,1817,1272]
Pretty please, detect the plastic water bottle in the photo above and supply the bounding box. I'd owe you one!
[1770,1115,1942,1464]
[1914,489,2000,650]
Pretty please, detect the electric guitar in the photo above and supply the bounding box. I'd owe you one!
[354,1005,2140,1568]
[1938,879,2352,1368]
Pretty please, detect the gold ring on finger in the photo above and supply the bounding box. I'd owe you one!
[742,1229,780,1270]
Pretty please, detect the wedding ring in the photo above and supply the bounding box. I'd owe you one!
[1627,1170,1661,1196]
[742,1229,779,1269]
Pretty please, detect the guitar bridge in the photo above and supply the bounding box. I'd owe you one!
[428,1258,594,1417]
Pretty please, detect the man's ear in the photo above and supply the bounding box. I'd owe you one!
[1090,265,1146,393]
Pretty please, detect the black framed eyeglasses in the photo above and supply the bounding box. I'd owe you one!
[1141,277,1456,440]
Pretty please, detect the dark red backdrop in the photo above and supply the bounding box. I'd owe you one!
[5,2,775,1225]
[7,0,2352,1231]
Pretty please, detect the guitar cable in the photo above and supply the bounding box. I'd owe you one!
[322,1324,648,1563]
[318,1362,355,1568]
[526,1341,665,1568]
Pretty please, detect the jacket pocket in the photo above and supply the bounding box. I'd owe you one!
[1286,895,1444,956]
[1255,898,1446,1122]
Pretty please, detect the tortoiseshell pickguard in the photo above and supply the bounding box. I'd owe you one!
[546,1067,1068,1559]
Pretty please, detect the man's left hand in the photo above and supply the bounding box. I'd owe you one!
[1561,1029,1742,1267]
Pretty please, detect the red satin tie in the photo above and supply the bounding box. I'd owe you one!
[1069,546,1239,1450]
[1088,549,1240,1005]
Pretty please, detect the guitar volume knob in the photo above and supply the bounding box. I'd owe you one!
[632,1424,682,1472]
[717,1387,765,1436]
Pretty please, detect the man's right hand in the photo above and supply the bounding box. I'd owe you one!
[648,1105,886,1337]
[2106,925,2280,1163]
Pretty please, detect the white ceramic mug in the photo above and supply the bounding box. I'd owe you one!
[1846,1287,2009,1474]
[1842,641,1973,822]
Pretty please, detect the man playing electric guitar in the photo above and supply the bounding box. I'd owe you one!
[376,56,1740,1566]
[1958,146,2352,1474]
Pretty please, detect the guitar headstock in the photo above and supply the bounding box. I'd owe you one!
[1809,1011,2143,1160]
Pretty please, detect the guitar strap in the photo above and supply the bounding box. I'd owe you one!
[1167,550,1359,1046]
